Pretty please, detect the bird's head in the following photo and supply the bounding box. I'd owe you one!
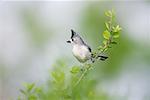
[67,29,84,45]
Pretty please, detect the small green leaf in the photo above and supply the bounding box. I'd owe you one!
[112,26,115,30]
[51,71,65,82]
[116,25,119,29]
[111,41,117,44]
[105,12,110,17]
[113,32,120,38]
[27,83,35,92]
[113,25,122,33]
[28,94,37,100]
[105,10,113,17]
[20,89,26,95]
[103,40,107,45]
[103,30,111,39]
[108,10,112,17]
[117,25,122,31]
[105,22,109,30]
[103,47,108,52]
[35,87,42,93]
[70,66,80,74]
[108,46,112,48]
[97,45,103,50]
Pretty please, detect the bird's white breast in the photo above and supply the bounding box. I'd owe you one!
[72,45,91,63]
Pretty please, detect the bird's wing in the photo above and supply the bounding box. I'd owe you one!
[85,44,92,52]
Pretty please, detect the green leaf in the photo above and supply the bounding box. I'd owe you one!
[51,70,65,84]
[97,45,103,50]
[112,26,115,30]
[111,41,117,44]
[34,87,42,93]
[27,83,35,92]
[108,10,112,17]
[20,89,26,95]
[70,66,80,74]
[117,25,122,31]
[28,94,37,100]
[105,12,110,17]
[108,46,112,48]
[105,22,109,30]
[22,83,35,92]
[103,47,108,52]
[105,10,113,17]
[103,30,111,39]
[116,25,119,29]
[103,40,107,45]
[113,25,122,33]
[113,32,120,38]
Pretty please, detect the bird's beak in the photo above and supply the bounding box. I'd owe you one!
[66,40,71,43]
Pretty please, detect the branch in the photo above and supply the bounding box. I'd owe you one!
[72,9,122,87]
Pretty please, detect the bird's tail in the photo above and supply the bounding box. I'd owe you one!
[98,55,108,61]
[91,54,108,63]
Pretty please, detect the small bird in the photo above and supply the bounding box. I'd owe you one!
[67,29,108,63]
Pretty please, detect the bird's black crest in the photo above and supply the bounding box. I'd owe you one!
[98,55,108,61]
[71,29,76,39]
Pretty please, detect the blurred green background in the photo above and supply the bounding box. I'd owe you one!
[0,1,150,100]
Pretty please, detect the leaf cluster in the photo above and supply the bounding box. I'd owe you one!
[18,83,42,100]
[18,10,122,100]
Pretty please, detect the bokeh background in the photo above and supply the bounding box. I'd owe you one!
[0,1,150,100]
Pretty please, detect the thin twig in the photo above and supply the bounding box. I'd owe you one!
[73,68,88,87]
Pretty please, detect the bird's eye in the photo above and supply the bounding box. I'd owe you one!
[72,38,74,41]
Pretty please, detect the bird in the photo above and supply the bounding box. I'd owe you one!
[67,29,108,63]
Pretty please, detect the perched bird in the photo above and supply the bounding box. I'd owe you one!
[67,29,108,63]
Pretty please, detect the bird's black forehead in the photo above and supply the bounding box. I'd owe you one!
[71,34,74,39]
[71,29,77,39]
